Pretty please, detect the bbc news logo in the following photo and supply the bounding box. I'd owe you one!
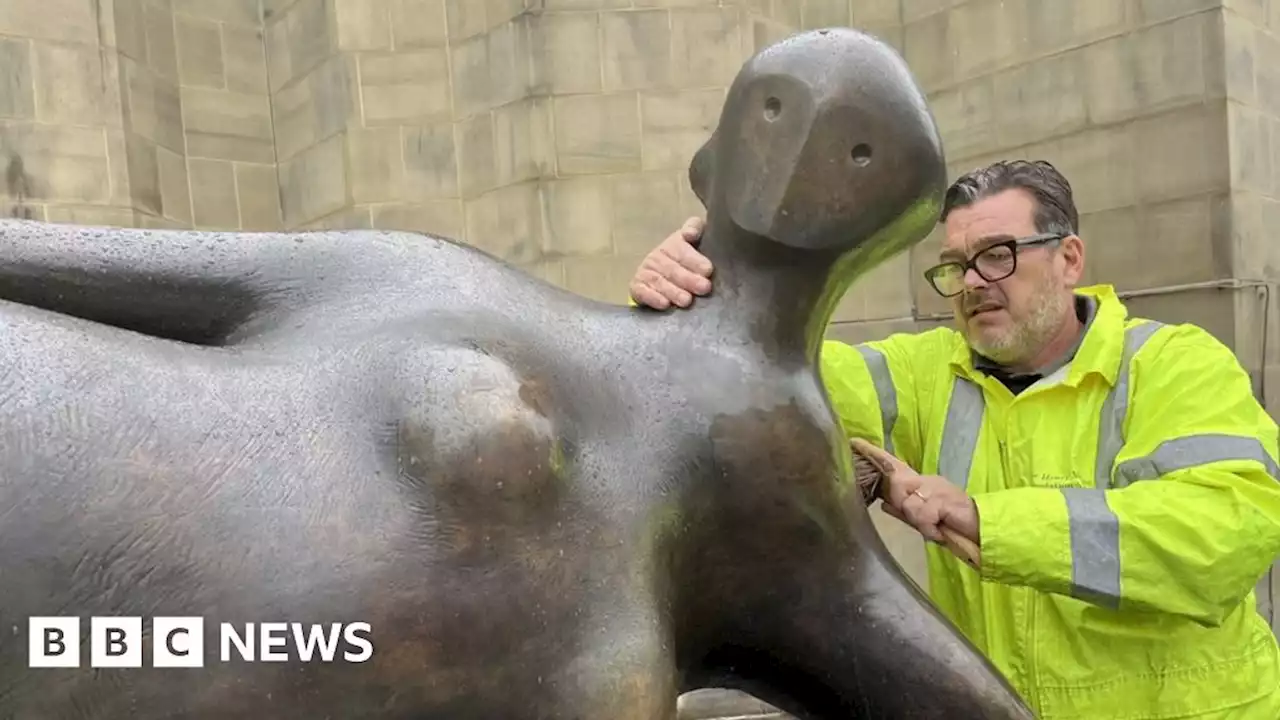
[28,617,374,668]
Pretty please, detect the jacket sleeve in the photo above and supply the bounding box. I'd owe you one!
[975,322,1280,626]
[821,334,928,474]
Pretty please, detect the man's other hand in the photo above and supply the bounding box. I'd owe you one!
[851,438,981,552]
[628,217,714,309]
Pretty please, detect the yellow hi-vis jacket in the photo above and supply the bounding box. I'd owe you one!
[822,284,1280,720]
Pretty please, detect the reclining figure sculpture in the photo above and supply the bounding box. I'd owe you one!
[0,28,1034,719]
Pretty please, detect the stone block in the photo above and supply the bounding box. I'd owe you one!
[0,121,111,205]
[950,0,1028,80]
[144,2,180,83]
[188,158,240,229]
[455,112,498,199]
[1123,286,1238,348]
[463,180,544,264]
[335,0,393,50]
[279,133,348,228]
[751,18,794,56]
[299,205,374,231]
[830,252,914,323]
[1134,103,1231,204]
[611,171,680,253]
[134,211,189,229]
[544,0,629,9]
[387,0,447,49]
[601,9,674,92]
[769,0,802,28]
[800,0,851,28]
[125,134,160,213]
[450,17,535,118]
[494,97,553,186]
[359,49,452,125]
[909,225,951,318]
[1134,0,1219,25]
[1077,205,1139,286]
[156,144,191,225]
[266,0,335,93]
[1221,10,1257,105]
[1229,102,1275,197]
[851,0,901,25]
[122,58,185,154]
[539,11,603,95]
[0,0,99,45]
[562,253,648,304]
[1104,195,1230,292]
[445,0,488,40]
[235,162,282,230]
[105,129,132,207]
[901,9,953,92]
[0,39,34,120]
[928,76,998,163]
[1258,26,1280,115]
[403,123,460,199]
[114,0,148,64]
[372,200,466,240]
[901,0,960,24]
[554,92,642,175]
[346,126,404,204]
[640,89,721,171]
[182,86,276,164]
[1023,0,1125,54]
[671,7,744,89]
[261,0,295,22]
[45,205,137,227]
[1022,125,1137,215]
[173,0,260,27]
[990,51,1088,151]
[1084,12,1215,126]
[273,54,357,161]
[222,25,269,95]
[176,16,225,89]
[32,42,123,128]
[544,176,614,257]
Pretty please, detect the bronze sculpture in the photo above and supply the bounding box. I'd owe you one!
[0,28,1034,719]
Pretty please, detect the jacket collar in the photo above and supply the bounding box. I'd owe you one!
[948,284,1130,388]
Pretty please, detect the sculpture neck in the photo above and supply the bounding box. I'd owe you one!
[685,217,845,366]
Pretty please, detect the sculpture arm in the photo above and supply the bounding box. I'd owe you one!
[821,335,926,480]
[976,323,1280,626]
[0,220,414,345]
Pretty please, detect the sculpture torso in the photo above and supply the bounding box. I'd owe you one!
[0,230,843,718]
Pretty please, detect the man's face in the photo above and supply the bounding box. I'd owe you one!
[939,188,1084,366]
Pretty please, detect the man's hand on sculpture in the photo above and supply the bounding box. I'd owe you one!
[628,216,714,309]
[851,439,980,554]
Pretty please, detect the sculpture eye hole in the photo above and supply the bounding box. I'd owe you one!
[764,96,782,120]
[851,143,872,167]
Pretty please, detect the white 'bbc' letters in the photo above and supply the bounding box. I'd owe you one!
[91,617,143,668]
[153,617,205,668]
[28,617,80,668]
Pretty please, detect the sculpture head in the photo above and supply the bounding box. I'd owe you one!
[690,28,947,267]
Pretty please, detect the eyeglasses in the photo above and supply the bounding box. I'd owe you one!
[923,233,1064,298]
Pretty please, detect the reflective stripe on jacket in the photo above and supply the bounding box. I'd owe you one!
[821,284,1280,720]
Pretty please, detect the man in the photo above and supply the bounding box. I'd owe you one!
[629,160,1280,719]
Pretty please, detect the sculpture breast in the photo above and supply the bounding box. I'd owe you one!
[0,27,1034,720]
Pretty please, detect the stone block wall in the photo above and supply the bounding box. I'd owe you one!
[0,0,130,226]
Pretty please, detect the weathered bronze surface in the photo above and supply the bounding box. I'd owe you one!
[0,28,1034,719]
